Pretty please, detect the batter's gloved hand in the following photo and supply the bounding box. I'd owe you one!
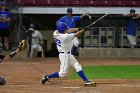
[9,51,16,58]
[78,27,85,31]
[18,40,28,51]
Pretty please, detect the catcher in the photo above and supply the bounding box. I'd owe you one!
[0,39,28,62]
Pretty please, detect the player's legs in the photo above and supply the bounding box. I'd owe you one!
[3,37,9,50]
[29,45,36,58]
[41,53,70,85]
[36,44,43,57]
[69,55,96,86]
[71,37,79,56]
[0,28,10,50]
[127,35,136,48]
[69,54,88,81]
[69,54,96,86]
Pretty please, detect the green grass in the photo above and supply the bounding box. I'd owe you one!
[69,65,140,79]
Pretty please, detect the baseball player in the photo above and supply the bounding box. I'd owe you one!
[27,24,43,58]
[41,22,96,86]
[0,3,11,50]
[123,9,140,48]
[56,7,89,56]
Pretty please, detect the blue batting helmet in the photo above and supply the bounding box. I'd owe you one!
[57,22,68,33]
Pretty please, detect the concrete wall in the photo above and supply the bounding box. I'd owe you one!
[79,48,140,58]
[40,30,55,50]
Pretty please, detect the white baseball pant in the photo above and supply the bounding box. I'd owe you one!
[30,44,42,58]
[127,35,136,46]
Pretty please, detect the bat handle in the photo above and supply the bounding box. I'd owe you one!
[9,51,16,58]
[0,59,3,63]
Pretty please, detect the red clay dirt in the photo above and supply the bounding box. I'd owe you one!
[0,58,140,93]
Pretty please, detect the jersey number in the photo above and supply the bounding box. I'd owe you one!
[55,38,61,47]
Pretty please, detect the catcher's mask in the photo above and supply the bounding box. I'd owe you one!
[29,23,35,31]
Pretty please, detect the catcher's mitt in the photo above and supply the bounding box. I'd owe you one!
[0,76,6,85]
[18,40,28,51]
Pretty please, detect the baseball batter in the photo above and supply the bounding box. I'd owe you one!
[41,22,96,86]
[56,7,89,56]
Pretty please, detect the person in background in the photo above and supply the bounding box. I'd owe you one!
[56,7,90,56]
[0,3,11,50]
[27,23,43,58]
[123,9,140,48]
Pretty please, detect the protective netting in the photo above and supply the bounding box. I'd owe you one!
[8,0,25,49]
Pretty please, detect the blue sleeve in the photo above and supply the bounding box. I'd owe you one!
[56,16,65,25]
[74,16,81,21]
[7,12,11,18]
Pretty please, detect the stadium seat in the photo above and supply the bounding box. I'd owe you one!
[122,0,136,7]
[15,0,21,5]
[93,0,108,7]
[80,0,93,6]
[36,0,51,6]
[21,0,36,6]
[51,0,66,6]
[135,1,140,7]
[66,0,80,6]
[108,0,122,7]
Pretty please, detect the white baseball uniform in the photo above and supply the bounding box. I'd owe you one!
[127,35,136,47]
[53,30,82,77]
[29,30,43,58]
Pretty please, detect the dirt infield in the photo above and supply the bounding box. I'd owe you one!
[0,58,140,93]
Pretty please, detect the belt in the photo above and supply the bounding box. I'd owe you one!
[59,52,70,54]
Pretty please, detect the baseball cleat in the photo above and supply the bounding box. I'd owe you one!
[40,75,49,85]
[84,80,96,87]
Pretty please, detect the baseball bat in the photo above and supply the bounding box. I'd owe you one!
[84,13,109,28]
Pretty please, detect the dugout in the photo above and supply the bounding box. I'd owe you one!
[6,1,140,58]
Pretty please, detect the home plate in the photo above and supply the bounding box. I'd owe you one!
[61,87,80,89]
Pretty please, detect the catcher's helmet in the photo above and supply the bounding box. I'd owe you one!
[130,9,136,13]
[29,23,35,29]
[0,76,6,85]
[57,22,68,33]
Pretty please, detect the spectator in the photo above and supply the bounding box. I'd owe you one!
[56,7,90,56]
[27,23,43,58]
[123,9,140,48]
[0,3,11,50]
